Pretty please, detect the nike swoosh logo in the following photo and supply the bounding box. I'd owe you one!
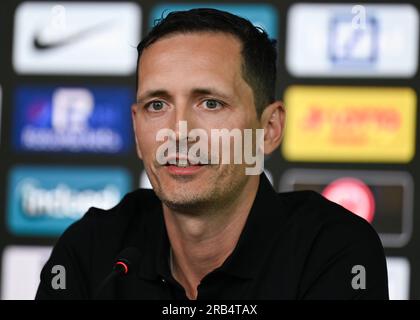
[33,21,114,50]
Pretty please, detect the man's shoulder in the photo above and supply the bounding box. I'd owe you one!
[60,188,161,244]
[36,188,162,299]
[85,188,160,220]
[82,189,160,221]
[273,191,388,299]
[275,189,381,246]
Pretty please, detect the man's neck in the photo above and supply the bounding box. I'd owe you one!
[162,175,260,300]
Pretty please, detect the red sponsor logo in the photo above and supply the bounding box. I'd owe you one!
[322,177,376,223]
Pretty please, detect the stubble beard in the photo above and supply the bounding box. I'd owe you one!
[152,164,249,216]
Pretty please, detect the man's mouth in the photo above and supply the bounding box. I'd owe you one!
[164,161,206,167]
[163,157,207,175]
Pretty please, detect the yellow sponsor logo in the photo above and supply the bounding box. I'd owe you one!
[282,86,417,163]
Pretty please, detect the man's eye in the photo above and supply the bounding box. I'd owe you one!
[146,101,165,112]
[202,99,223,110]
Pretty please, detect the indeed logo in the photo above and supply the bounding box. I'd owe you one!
[20,180,121,219]
[7,166,131,236]
[13,86,133,153]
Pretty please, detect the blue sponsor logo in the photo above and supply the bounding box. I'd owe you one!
[328,14,379,67]
[13,86,134,153]
[150,4,278,39]
[7,166,132,236]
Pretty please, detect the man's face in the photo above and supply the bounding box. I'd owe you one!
[132,32,260,213]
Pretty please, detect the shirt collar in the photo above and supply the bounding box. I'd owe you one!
[216,173,283,279]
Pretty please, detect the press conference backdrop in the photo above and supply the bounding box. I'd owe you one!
[0,0,418,300]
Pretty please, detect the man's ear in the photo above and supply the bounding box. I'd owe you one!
[259,101,285,155]
[131,104,143,159]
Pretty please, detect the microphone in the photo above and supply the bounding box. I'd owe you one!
[93,247,142,299]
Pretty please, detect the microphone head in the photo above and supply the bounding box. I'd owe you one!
[114,247,142,275]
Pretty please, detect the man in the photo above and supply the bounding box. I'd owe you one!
[36,8,388,300]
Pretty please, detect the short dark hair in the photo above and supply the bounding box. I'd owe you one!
[136,8,277,117]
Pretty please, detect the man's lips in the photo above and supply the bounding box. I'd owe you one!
[165,164,205,175]
[162,156,208,175]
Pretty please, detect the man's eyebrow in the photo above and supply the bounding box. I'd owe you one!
[136,87,231,104]
[137,89,171,104]
[190,87,231,99]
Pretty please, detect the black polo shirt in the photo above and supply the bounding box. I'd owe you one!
[35,174,388,300]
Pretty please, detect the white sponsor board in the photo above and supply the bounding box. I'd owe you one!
[386,257,410,300]
[140,170,153,189]
[286,4,418,77]
[1,246,52,300]
[13,2,141,74]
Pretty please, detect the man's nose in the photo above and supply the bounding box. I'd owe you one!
[172,103,196,142]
